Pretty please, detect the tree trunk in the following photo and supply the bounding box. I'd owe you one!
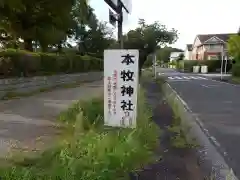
[24,39,33,51]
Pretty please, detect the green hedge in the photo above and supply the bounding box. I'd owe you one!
[182,60,232,72]
[0,49,103,77]
[232,63,240,77]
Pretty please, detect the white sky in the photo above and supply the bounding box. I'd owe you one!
[89,0,240,50]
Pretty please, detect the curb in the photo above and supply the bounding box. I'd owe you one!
[161,82,238,180]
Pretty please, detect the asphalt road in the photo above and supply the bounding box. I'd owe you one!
[0,80,103,157]
[158,68,240,178]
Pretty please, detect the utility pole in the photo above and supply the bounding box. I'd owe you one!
[220,44,224,80]
[224,55,228,75]
[105,0,130,49]
[153,53,157,79]
[117,0,123,49]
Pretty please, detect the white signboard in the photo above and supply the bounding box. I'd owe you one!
[104,49,139,128]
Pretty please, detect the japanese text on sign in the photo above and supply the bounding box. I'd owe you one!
[104,49,139,128]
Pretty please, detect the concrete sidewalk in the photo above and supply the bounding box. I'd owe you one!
[0,80,103,157]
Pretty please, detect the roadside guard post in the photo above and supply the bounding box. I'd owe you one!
[104,49,139,128]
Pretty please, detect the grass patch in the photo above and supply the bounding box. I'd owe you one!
[167,116,198,149]
[0,87,160,179]
[156,77,198,150]
[231,76,240,84]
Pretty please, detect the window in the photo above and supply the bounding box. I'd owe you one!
[209,44,215,50]
[208,55,218,60]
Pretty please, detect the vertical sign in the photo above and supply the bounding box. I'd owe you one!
[104,49,139,128]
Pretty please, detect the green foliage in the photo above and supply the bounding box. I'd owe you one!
[0,88,160,180]
[123,19,178,71]
[0,0,115,55]
[228,34,240,63]
[232,63,240,77]
[178,60,184,70]
[168,60,177,66]
[181,60,232,72]
[228,35,240,77]
[0,49,102,77]
[156,47,183,62]
[58,97,104,130]
[177,53,184,60]
[181,60,199,72]
[143,55,153,67]
[0,0,75,51]
[167,117,198,149]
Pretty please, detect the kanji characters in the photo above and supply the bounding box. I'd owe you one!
[121,100,133,111]
[121,70,134,81]
[121,85,134,97]
[121,54,134,65]
[112,70,117,115]
[107,77,111,114]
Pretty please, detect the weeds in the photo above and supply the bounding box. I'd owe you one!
[155,76,199,150]
[0,87,160,180]
[167,116,198,149]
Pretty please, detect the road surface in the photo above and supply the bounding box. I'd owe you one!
[158,68,240,178]
[0,80,103,157]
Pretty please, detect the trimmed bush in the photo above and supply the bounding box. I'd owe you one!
[0,49,103,78]
[182,60,232,73]
[232,63,240,77]
[178,60,184,70]
[182,60,199,72]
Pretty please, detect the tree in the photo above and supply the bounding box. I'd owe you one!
[177,53,184,60]
[156,46,183,62]
[228,34,240,63]
[124,19,178,75]
[68,3,115,57]
[0,0,75,51]
[0,0,116,55]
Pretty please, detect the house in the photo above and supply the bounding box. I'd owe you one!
[184,44,192,60]
[170,52,183,62]
[191,33,236,60]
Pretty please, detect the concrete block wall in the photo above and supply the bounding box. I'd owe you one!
[0,72,103,99]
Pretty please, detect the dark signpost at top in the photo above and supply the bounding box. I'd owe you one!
[109,9,117,27]
[104,0,118,12]
[104,0,130,13]
[104,0,131,48]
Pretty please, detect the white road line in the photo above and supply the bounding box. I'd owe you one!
[167,76,208,80]
[201,84,209,88]
[196,76,208,80]
[182,76,191,80]
[189,76,207,80]
[168,76,181,80]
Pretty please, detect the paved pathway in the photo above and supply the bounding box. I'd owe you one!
[158,68,240,179]
[0,80,103,157]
